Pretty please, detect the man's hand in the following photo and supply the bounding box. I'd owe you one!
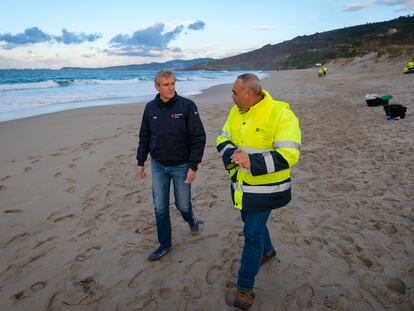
[184,168,197,184]
[231,148,251,169]
[136,165,146,178]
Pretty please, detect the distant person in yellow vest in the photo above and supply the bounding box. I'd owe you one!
[318,68,324,77]
[323,66,328,76]
[217,73,301,310]
[403,60,414,74]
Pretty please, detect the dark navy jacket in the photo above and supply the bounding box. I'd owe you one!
[136,93,206,170]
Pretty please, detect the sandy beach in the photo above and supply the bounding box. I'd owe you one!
[1,54,413,310]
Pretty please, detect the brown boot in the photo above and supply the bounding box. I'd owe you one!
[233,289,255,310]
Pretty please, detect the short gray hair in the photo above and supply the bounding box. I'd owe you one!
[237,73,262,95]
[154,70,176,85]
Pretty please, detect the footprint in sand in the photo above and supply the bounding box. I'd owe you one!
[285,283,315,309]
[68,163,76,169]
[24,167,32,172]
[1,175,11,181]
[34,236,56,248]
[31,159,40,164]
[53,214,75,223]
[127,291,158,310]
[10,290,29,304]
[75,245,101,262]
[158,287,174,299]
[6,232,33,246]
[61,276,104,306]
[4,209,24,214]
[65,186,76,193]
[72,227,97,241]
[387,278,406,295]
[54,172,63,178]
[30,281,47,291]
[183,284,202,299]
[294,235,326,250]
[357,255,383,272]
[206,265,222,285]
[0,185,7,191]
[10,281,47,304]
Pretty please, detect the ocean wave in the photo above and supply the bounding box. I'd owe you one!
[0,80,60,91]
[0,78,146,91]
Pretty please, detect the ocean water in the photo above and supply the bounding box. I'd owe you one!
[0,69,267,122]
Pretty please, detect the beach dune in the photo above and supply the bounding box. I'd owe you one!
[1,54,413,310]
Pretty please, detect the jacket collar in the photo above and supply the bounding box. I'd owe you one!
[248,89,272,112]
[155,92,178,108]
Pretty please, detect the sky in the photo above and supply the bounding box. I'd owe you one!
[0,0,413,69]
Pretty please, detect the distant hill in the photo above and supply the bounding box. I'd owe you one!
[188,15,414,71]
[61,58,214,71]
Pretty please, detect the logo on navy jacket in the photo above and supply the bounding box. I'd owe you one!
[171,113,183,119]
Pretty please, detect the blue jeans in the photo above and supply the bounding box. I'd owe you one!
[151,159,195,249]
[237,209,273,291]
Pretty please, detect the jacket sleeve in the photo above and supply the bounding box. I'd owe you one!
[249,108,301,176]
[216,114,237,171]
[187,101,206,170]
[136,105,150,166]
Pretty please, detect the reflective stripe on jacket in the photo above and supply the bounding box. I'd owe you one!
[217,89,301,211]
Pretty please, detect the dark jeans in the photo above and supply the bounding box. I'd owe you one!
[237,209,273,290]
[151,159,195,249]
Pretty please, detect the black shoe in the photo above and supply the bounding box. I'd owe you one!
[234,289,255,310]
[261,248,276,266]
[147,246,171,261]
[188,216,199,233]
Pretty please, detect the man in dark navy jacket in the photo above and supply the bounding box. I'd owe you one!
[136,70,206,261]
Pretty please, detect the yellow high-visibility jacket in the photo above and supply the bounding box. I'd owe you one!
[216,89,301,211]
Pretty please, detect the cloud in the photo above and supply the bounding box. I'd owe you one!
[375,0,414,10]
[341,0,414,11]
[108,23,184,57]
[0,27,102,49]
[340,1,374,11]
[0,27,51,47]
[53,29,101,44]
[188,20,205,31]
[250,25,277,31]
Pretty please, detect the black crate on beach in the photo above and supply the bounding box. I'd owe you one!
[366,98,383,106]
[383,104,407,119]
[365,94,392,107]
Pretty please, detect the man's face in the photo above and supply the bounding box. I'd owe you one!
[232,79,250,111]
[156,75,176,102]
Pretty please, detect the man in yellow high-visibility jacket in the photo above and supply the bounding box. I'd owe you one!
[217,73,301,310]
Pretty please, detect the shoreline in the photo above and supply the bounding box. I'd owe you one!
[0,77,237,125]
[0,70,268,124]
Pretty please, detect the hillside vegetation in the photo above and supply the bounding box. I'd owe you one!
[188,15,414,71]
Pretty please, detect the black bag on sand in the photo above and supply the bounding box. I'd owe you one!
[383,104,407,119]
